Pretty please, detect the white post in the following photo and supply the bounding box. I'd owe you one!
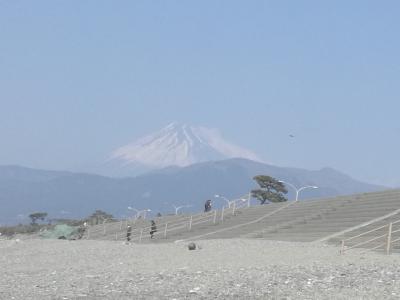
[221,206,225,222]
[115,232,118,240]
[164,223,168,238]
[139,228,143,243]
[340,240,345,255]
[248,192,251,207]
[232,201,236,215]
[386,222,393,255]
[213,210,217,224]
[103,223,106,235]
[189,215,193,231]
[120,221,122,231]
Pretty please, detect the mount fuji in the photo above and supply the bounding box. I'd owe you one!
[108,123,262,174]
[0,124,386,223]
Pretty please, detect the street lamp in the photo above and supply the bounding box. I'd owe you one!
[278,180,318,201]
[172,204,192,215]
[127,207,140,219]
[214,194,231,207]
[128,207,151,219]
[139,209,152,219]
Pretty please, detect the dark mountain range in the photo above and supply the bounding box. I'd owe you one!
[0,159,384,225]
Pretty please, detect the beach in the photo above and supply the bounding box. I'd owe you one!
[1,238,399,299]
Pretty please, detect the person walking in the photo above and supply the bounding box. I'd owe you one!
[126,225,132,242]
[204,199,212,212]
[150,220,157,239]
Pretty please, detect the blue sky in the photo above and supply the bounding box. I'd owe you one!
[0,1,399,186]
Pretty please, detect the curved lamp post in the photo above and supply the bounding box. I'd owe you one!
[278,180,318,201]
[128,207,151,219]
[172,204,192,215]
[127,207,140,219]
[139,209,151,219]
[214,194,231,207]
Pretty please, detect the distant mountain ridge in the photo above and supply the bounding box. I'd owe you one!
[0,165,72,182]
[0,159,385,225]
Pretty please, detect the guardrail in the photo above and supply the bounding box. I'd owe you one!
[317,207,400,243]
[219,194,251,221]
[84,193,253,242]
[176,199,300,243]
[84,214,173,238]
[340,219,400,255]
[85,210,218,241]
[114,210,218,242]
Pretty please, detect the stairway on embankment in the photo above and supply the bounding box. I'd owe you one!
[84,189,400,249]
[246,189,400,243]
[154,189,400,243]
[84,201,289,242]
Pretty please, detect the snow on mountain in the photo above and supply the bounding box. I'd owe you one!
[110,122,262,168]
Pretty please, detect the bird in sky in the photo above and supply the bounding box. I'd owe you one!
[289,134,295,138]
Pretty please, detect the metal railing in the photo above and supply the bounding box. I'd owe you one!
[85,209,218,242]
[340,219,400,255]
[317,207,400,243]
[114,210,218,242]
[219,194,251,222]
[176,198,300,243]
[84,193,253,242]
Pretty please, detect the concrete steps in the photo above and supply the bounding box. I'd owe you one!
[154,197,352,241]
[238,189,400,244]
[84,188,400,252]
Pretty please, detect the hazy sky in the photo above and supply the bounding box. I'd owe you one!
[0,1,399,186]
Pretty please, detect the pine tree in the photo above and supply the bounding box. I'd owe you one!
[251,175,288,204]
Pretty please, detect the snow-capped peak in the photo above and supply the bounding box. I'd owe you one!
[110,122,262,168]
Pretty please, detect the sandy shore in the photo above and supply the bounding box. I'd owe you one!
[1,238,400,299]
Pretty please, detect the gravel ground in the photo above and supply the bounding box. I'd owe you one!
[1,238,400,299]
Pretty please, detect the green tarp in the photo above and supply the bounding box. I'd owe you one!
[39,224,79,239]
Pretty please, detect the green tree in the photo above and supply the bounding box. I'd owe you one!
[86,210,114,225]
[251,175,288,204]
[29,212,48,225]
